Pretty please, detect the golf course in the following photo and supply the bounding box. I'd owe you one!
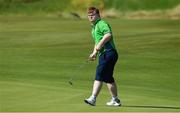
[0,16,180,112]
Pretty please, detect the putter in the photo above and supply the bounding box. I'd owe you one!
[68,60,89,85]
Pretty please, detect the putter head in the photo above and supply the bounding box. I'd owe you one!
[69,81,73,85]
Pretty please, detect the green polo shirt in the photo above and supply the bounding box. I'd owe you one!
[91,19,116,56]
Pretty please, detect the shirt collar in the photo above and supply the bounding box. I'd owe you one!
[91,18,101,27]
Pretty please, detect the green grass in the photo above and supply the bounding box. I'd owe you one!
[0,0,180,15]
[0,16,180,112]
[0,0,70,15]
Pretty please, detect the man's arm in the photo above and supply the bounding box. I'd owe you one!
[89,33,112,61]
[96,33,112,51]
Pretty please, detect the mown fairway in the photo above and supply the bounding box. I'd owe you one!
[0,17,180,112]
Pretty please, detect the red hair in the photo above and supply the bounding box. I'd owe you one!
[87,7,100,15]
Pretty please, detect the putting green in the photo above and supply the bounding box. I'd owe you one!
[0,17,180,112]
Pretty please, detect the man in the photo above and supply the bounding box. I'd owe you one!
[84,7,121,107]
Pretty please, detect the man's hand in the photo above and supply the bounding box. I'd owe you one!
[88,50,98,61]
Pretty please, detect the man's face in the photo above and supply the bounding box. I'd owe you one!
[88,12,99,23]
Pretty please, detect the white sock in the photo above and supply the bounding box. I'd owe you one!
[90,95,96,100]
[112,96,118,100]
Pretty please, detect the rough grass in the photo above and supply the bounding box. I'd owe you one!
[105,0,180,11]
[0,0,180,18]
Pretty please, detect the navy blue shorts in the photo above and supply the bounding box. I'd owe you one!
[95,49,118,83]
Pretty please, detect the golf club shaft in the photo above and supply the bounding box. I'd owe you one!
[68,60,89,83]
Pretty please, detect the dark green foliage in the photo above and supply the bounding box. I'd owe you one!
[104,0,180,11]
[0,0,180,14]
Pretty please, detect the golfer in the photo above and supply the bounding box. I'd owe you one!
[84,7,121,106]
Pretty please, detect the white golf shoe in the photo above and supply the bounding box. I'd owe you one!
[84,97,96,106]
[106,98,121,106]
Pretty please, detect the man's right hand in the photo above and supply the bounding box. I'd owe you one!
[88,51,97,61]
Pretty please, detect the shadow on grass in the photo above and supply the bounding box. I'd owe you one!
[123,105,180,110]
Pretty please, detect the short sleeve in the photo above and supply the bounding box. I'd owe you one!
[99,21,112,35]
